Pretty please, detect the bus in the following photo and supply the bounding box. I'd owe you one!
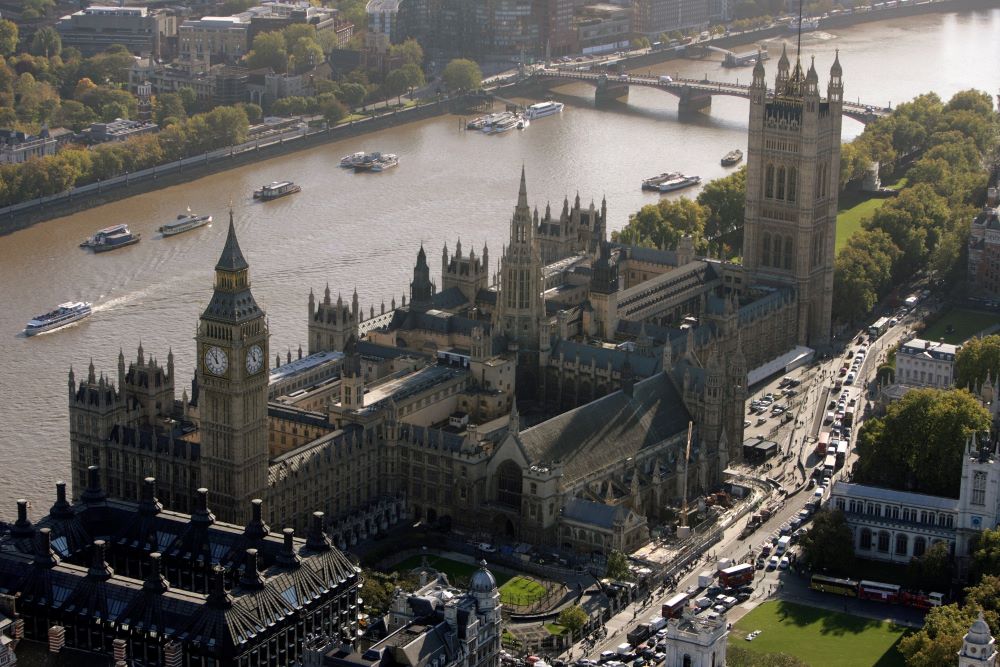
[661,593,689,619]
[859,580,901,603]
[868,317,891,339]
[815,432,830,456]
[810,574,859,597]
[901,591,944,610]
[719,563,754,588]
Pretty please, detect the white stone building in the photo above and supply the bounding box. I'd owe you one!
[896,338,960,388]
[830,434,1000,576]
[660,612,727,667]
[960,613,997,667]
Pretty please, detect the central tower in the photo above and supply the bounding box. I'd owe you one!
[196,213,270,524]
[494,167,545,395]
[742,47,843,346]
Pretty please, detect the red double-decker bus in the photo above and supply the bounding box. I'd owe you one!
[719,563,754,588]
[858,580,901,603]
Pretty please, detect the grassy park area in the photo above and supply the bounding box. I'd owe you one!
[732,601,909,667]
[393,555,512,586]
[499,575,548,606]
[921,308,1000,345]
[835,178,906,254]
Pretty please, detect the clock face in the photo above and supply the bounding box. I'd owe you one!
[205,346,228,375]
[246,344,264,374]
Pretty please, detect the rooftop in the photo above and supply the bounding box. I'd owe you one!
[269,350,344,384]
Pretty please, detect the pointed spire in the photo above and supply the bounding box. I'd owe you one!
[778,42,789,69]
[216,209,249,271]
[830,48,842,77]
[509,397,520,436]
[517,165,528,209]
[806,55,818,83]
[324,282,331,303]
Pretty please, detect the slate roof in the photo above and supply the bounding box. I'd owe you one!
[561,497,628,529]
[612,244,679,267]
[430,287,470,311]
[550,339,660,377]
[516,373,691,485]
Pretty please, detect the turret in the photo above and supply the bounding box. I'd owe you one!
[828,49,843,104]
[775,42,789,92]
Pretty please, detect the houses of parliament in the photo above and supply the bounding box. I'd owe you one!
[65,52,843,556]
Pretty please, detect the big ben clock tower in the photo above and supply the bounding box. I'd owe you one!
[196,212,269,524]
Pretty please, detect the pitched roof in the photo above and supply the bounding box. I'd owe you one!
[516,373,690,485]
[216,213,249,272]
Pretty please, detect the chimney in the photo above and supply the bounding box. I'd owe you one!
[81,465,106,504]
[12,499,33,537]
[50,481,74,519]
[276,527,301,568]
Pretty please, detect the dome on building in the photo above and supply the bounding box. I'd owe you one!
[965,612,994,646]
[469,560,497,593]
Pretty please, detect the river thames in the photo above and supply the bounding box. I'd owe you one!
[1,9,998,510]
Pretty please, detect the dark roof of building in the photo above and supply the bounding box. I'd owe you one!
[383,308,489,338]
[216,214,249,272]
[430,287,470,311]
[549,339,660,377]
[612,243,678,267]
[516,373,691,485]
[561,497,629,529]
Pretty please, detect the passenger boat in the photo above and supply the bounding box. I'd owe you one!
[159,209,213,237]
[370,154,399,172]
[25,301,92,336]
[658,174,702,192]
[721,149,744,166]
[340,152,365,168]
[642,172,681,191]
[80,224,141,252]
[525,101,564,120]
[787,18,820,32]
[481,112,514,134]
[466,116,488,130]
[253,181,301,200]
[353,152,383,171]
[517,116,530,129]
[491,116,519,134]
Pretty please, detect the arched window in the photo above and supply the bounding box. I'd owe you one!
[764,164,774,198]
[683,656,692,667]
[787,167,797,202]
[878,531,890,552]
[496,460,523,511]
[784,235,793,270]
[776,166,786,200]
[762,232,771,267]
[914,537,926,557]
[895,534,908,555]
[860,528,872,550]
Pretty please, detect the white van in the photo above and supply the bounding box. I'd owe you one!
[658,75,673,83]
[775,535,791,555]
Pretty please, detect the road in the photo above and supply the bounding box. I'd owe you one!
[566,306,931,663]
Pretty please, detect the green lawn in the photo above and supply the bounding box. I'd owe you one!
[393,555,512,586]
[733,601,909,667]
[835,177,907,253]
[499,575,547,605]
[545,623,569,636]
[922,308,1000,345]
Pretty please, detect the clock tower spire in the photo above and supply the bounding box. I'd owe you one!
[196,210,269,524]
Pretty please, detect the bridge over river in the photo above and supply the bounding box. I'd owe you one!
[531,69,890,124]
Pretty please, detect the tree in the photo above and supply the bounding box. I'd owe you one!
[246,31,288,73]
[22,0,55,19]
[73,77,98,100]
[51,99,97,131]
[906,541,952,592]
[964,575,1000,628]
[606,550,631,580]
[30,27,62,58]
[177,86,198,113]
[854,388,991,497]
[389,38,423,67]
[384,69,410,100]
[240,102,263,124]
[832,229,900,323]
[899,603,983,667]
[317,94,346,125]
[442,59,482,92]
[0,20,17,57]
[556,606,588,637]
[291,37,325,74]
[632,36,651,49]
[155,93,187,127]
[970,527,1000,582]
[337,82,367,108]
[282,23,317,51]
[955,335,1000,390]
[799,509,855,575]
[400,63,425,90]
[613,198,707,251]
[697,166,745,258]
